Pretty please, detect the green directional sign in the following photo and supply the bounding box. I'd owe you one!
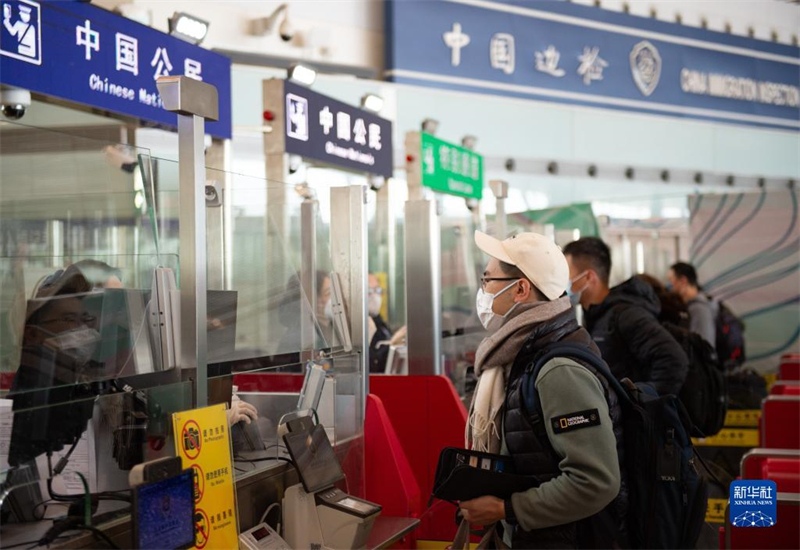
[420,132,483,200]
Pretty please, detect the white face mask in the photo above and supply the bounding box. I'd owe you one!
[368,293,382,316]
[567,271,589,307]
[323,298,333,320]
[475,280,519,332]
[44,326,101,367]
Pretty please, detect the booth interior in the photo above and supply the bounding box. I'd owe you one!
[0,119,377,548]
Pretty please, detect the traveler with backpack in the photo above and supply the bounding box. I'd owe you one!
[667,262,747,370]
[636,274,728,437]
[563,238,689,396]
[667,262,717,348]
[461,231,624,549]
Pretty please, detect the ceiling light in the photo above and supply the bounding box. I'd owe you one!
[288,64,316,86]
[168,12,209,45]
[360,93,384,113]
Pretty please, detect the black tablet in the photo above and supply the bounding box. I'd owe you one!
[283,424,344,493]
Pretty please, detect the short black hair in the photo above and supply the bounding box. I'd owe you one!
[562,237,611,285]
[670,262,699,287]
[497,260,549,302]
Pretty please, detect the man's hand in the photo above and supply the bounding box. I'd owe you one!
[459,496,505,525]
[226,398,258,426]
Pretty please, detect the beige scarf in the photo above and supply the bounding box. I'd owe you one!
[466,297,572,453]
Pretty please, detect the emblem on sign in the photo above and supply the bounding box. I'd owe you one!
[630,40,661,97]
[286,93,309,141]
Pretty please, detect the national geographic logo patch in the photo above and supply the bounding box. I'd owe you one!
[551,409,601,434]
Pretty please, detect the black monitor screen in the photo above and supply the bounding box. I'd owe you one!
[283,424,344,493]
[133,469,195,550]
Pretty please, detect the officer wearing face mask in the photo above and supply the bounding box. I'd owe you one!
[367,273,393,373]
[7,267,100,466]
[461,231,623,549]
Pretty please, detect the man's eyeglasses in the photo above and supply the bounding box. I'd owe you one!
[368,287,384,295]
[480,277,518,290]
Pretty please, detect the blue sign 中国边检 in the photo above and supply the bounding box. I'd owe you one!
[729,480,777,527]
[283,80,394,178]
[385,0,800,131]
[0,0,231,138]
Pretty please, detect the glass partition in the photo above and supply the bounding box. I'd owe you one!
[0,121,193,520]
[142,155,366,492]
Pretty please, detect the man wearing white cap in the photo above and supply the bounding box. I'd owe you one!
[460,231,623,549]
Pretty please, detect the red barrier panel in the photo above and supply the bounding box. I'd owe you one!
[779,355,800,381]
[760,397,800,449]
[724,497,800,549]
[232,373,304,393]
[741,450,800,493]
[364,394,422,517]
[369,375,468,542]
[771,382,800,396]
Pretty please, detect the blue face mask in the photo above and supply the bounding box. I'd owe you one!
[567,271,588,307]
[665,283,674,292]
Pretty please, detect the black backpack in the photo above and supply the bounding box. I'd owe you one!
[661,322,728,437]
[707,296,746,370]
[523,343,708,549]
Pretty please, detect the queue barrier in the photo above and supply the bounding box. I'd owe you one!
[369,375,468,543]
[760,396,800,450]
[721,493,800,549]
[770,381,800,396]
[779,354,800,381]
[741,449,800,493]
[364,394,423,522]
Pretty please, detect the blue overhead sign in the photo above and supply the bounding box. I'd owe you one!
[385,0,800,131]
[283,80,394,177]
[0,0,232,138]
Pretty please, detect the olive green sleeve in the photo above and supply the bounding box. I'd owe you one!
[509,359,620,531]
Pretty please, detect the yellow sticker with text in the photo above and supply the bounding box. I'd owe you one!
[173,403,237,550]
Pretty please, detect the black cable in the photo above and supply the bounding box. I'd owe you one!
[74,525,121,549]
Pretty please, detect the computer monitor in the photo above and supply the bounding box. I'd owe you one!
[132,469,195,550]
[283,424,344,494]
[297,361,326,412]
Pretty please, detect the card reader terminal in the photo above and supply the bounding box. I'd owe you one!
[315,487,381,518]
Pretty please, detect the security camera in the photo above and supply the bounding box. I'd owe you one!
[278,17,294,42]
[0,87,31,120]
[368,175,385,192]
[205,181,222,207]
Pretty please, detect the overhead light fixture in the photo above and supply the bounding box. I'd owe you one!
[288,63,316,86]
[421,118,439,134]
[168,12,209,45]
[360,93,384,113]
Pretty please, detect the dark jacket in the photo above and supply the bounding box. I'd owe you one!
[368,314,393,373]
[584,277,688,396]
[504,309,626,549]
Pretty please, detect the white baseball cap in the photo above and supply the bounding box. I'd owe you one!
[474,230,569,301]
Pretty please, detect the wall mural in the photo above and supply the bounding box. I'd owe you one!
[690,190,799,374]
